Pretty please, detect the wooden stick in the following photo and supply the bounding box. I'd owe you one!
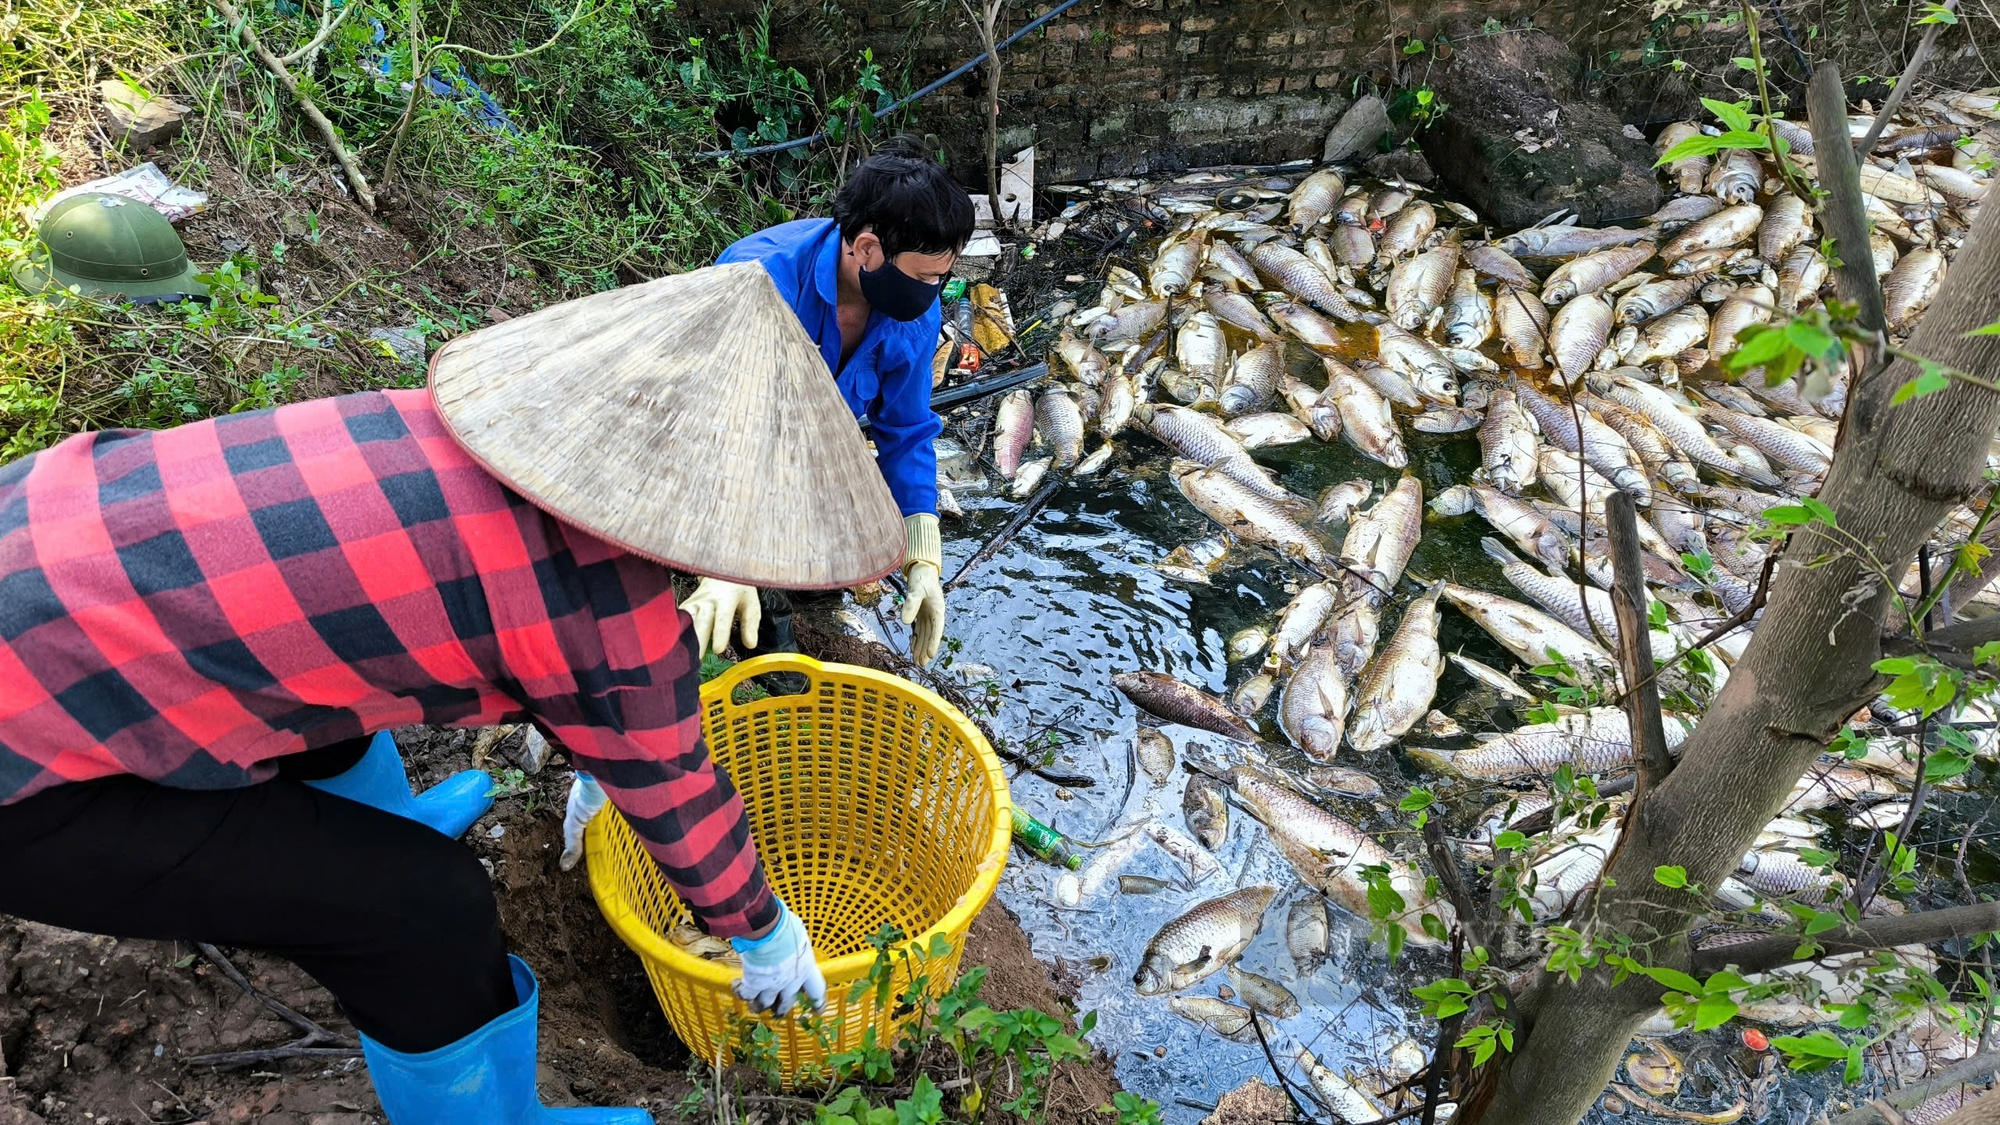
[209,0,376,212]
[1826,1048,2000,1124]
[1806,63,1885,335]
[1690,900,2000,977]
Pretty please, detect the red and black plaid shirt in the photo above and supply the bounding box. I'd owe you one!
[0,389,777,937]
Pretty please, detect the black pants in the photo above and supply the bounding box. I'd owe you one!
[0,741,515,1053]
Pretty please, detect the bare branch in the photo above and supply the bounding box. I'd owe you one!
[1423,813,1489,953]
[209,0,375,212]
[1826,1047,2000,1125]
[1854,0,1960,161]
[1690,901,2000,977]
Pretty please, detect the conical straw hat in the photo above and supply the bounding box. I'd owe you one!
[429,262,906,588]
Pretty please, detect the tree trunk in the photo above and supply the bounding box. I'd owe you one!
[1465,152,2000,1125]
[1940,1088,2000,1125]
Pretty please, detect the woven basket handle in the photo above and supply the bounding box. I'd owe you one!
[707,652,825,697]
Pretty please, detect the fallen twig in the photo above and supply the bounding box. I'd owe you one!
[182,1044,362,1069]
[1854,0,1960,161]
[946,476,1062,590]
[209,0,375,212]
[196,943,352,1047]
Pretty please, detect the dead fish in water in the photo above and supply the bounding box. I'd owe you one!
[1325,369,1408,469]
[1541,242,1656,306]
[1167,996,1263,1043]
[1149,232,1205,298]
[1146,820,1224,884]
[1010,457,1051,498]
[1314,479,1373,527]
[1645,193,1725,229]
[1708,283,1775,362]
[1603,373,1780,486]
[1231,672,1276,716]
[1119,874,1175,895]
[1266,298,1350,353]
[1617,303,1708,366]
[1698,400,1831,473]
[1411,707,1687,780]
[1289,167,1346,231]
[1385,239,1459,330]
[1439,583,1616,683]
[1251,241,1362,319]
[1340,474,1424,591]
[1479,387,1540,493]
[1757,194,1811,264]
[1054,332,1109,385]
[1140,404,1295,505]
[1083,298,1166,342]
[1225,766,1443,942]
[1297,1049,1390,1124]
[1347,584,1444,754]
[1306,764,1383,797]
[1449,651,1536,701]
[1594,400,1700,494]
[1443,268,1493,347]
[1883,246,1946,334]
[1495,285,1551,369]
[1227,626,1272,663]
[1097,371,1138,438]
[1034,391,1085,469]
[1496,223,1654,259]
[1182,773,1229,849]
[994,389,1034,480]
[1656,121,1710,195]
[1177,309,1229,376]
[1777,245,1830,315]
[1463,242,1537,288]
[1375,322,1459,402]
[1549,291,1613,387]
[1286,895,1331,974]
[1136,728,1177,786]
[1377,199,1436,262]
[1226,965,1300,1019]
[1279,645,1350,762]
[1133,884,1277,994]
[1615,273,1708,325]
[1707,148,1762,204]
[1463,792,1557,863]
[1205,239,1262,290]
[1413,405,1485,433]
[1330,222,1377,269]
[1155,535,1231,585]
[1512,382,1649,502]
[1220,341,1285,417]
[1204,287,1282,342]
[1174,461,1326,566]
[1349,359,1423,409]
[1268,581,1341,670]
[1114,672,1257,743]
[1662,203,1763,264]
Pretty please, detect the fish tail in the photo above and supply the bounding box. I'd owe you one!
[1404,745,1455,772]
[1480,536,1522,566]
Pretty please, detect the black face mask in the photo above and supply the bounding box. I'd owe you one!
[858,254,944,322]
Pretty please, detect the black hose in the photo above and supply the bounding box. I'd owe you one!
[694,0,1091,160]
[857,361,1050,437]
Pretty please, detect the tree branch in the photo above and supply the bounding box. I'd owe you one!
[1807,63,1885,336]
[1690,901,2000,978]
[1854,0,1960,162]
[1424,813,1490,954]
[209,0,375,212]
[1826,1047,2000,1125]
[1925,613,2000,654]
[1608,492,1673,791]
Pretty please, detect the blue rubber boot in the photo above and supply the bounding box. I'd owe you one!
[304,730,494,839]
[361,956,653,1124]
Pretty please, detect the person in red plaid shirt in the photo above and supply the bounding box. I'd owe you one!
[0,263,908,1123]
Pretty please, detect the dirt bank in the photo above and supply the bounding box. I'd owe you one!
[0,727,1118,1124]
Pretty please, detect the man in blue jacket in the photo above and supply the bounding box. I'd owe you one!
[683,137,974,667]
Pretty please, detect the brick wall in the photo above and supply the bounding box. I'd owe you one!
[684,0,2000,185]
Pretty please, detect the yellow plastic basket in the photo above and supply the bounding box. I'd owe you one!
[585,653,1011,1078]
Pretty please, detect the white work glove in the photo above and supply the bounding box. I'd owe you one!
[558,772,608,872]
[900,514,946,665]
[729,900,827,1016]
[683,577,761,659]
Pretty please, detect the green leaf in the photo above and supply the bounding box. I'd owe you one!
[1967,317,2000,337]
[1918,2,1960,23]
[1892,364,1951,405]
[1784,320,1840,360]
[1435,995,1470,1018]
[1654,865,1689,889]
[1713,129,1771,151]
[1655,133,1728,166]
[1845,1042,1865,1083]
[1800,498,1837,528]
[1772,1031,1850,1059]
[1694,993,1740,1031]
[1763,504,1814,527]
[1403,37,1427,54]
[1805,911,1844,937]
[1726,324,1793,371]
[1925,747,1972,783]
[1642,965,1704,996]
[1495,830,1529,851]
[1702,97,1755,133]
[1400,787,1436,812]
[1976,640,2000,665]
[1872,657,1917,676]
[1422,912,1449,942]
[1704,970,1751,992]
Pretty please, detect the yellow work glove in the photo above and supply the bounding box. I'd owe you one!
[683,577,761,658]
[900,514,946,665]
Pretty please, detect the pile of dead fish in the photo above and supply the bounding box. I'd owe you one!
[950,89,2000,1120]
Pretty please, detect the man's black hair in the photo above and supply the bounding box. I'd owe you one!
[832,134,976,259]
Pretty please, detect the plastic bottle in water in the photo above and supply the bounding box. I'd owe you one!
[1011,806,1082,869]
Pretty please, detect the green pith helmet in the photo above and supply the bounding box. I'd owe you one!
[10,192,207,303]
